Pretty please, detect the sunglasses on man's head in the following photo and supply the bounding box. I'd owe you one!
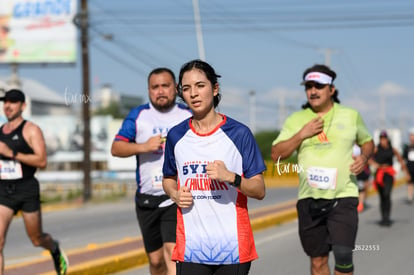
[305,82,328,90]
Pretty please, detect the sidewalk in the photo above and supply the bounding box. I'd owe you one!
[5,199,298,275]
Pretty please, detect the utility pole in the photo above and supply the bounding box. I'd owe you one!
[278,93,285,130]
[78,0,92,201]
[379,91,386,129]
[249,90,256,134]
[192,0,206,61]
[7,63,21,89]
[318,48,338,67]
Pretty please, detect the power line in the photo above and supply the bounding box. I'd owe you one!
[90,41,148,76]
[89,25,161,69]
[89,1,187,65]
[85,1,414,76]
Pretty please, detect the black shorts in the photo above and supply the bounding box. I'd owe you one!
[407,168,414,184]
[356,167,370,182]
[176,262,251,275]
[0,177,41,214]
[296,197,358,257]
[135,202,177,253]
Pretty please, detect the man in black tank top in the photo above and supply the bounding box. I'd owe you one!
[0,89,69,275]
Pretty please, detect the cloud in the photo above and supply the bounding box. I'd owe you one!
[218,86,251,127]
[378,81,409,96]
[219,86,304,132]
[344,81,413,133]
[220,87,247,108]
[218,82,413,134]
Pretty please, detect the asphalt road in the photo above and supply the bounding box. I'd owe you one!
[4,187,297,266]
[117,184,414,275]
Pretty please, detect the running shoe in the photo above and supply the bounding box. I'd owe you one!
[51,241,69,275]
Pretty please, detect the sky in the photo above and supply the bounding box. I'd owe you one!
[1,0,414,142]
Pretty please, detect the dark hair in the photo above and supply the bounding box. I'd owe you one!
[301,64,340,109]
[147,67,176,86]
[177,59,222,108]
[378,135,392,149]
[302,64,337,82]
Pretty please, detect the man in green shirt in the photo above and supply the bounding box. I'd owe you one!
[271,64,374,275]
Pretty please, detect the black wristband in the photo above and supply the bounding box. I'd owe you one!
[232,174,242,188]
[12,149,18,160]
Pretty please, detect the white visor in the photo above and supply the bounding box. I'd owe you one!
[302,72,332,85]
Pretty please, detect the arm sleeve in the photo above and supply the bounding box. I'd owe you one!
[271,115,296,146]
[114,109,138,142]
[355,112,372,145]
[162,131,178,177]
[242,128,266,179]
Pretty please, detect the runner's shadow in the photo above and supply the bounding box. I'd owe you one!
[364,218,410,227]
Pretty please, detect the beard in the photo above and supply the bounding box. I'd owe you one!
[151,96,176,112]
[6,109,22,122]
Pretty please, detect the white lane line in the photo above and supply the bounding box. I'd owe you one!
[255,225,298,246]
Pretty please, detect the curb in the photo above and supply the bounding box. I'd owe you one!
[39,249,148,275]
[9,177,407,275]
[7,203,299,275]
[70,178,408,274]
[64,206,299,275]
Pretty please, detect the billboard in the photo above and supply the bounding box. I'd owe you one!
[0,0,77,63]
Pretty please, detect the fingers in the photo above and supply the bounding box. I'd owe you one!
[146,134,165,151]
[206,160,228,180]
[301,117,324,139]
[350,156,368,175]
[177,186,193,208]
[312,117,324,132]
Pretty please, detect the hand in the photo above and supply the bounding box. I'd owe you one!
[175,186,193,208]
[206,160,233,182]
[350,155,368,175]
[145,134,164,152]
[300,117,324,140]
[0,141,13,158]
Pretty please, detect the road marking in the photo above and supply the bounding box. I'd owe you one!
[255,225,297,246]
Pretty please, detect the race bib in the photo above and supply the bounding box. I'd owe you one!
[0,160,23,180]
[306,166,338,190]
[151,167,163,190]
[408,151,414,161]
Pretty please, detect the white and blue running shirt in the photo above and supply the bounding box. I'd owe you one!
[163,114,266,264]
[114,103,191,202]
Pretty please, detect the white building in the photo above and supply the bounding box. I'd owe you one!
[0,76,73,116]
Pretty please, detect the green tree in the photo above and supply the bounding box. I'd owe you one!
[254,130,279,161]
[254,130,297,163]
